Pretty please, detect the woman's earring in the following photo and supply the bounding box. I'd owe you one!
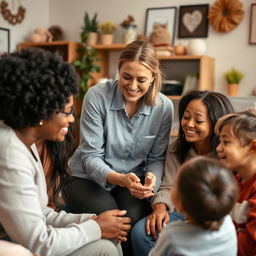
[39,121,43,126]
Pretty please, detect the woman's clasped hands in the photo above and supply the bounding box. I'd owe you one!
[92,210,131,242]
[123,172,156,199]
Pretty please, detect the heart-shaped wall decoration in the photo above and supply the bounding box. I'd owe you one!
[182,10,202,34]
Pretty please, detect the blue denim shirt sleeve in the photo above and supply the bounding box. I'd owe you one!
[79,84,114,189]
[145,98,174,192]
[70,80,173,191]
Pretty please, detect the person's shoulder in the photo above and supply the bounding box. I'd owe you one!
[0,121,14,146]
[88,79,117,95]
[85,80,117,106]
[158,92,173,105]
[169,137,178,153]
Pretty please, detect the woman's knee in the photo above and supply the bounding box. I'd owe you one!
[63,177,118,214]
[131,216,147,240]
[68,239,121,256]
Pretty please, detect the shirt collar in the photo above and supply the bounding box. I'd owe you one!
[110,82,151,116]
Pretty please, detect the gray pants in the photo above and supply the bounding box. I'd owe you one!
[67,239,123,256]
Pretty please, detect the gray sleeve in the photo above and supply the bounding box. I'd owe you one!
[79,87,113,189]
[146,97,174,192]
[0,150,101,256]
[151,142,180,211]
[148,227,176,256]
[44,207,96,227]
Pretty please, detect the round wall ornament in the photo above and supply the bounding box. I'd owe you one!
[0,0,26,25]
[208,0,244,33]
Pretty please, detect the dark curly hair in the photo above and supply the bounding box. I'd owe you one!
[0,47,79,129]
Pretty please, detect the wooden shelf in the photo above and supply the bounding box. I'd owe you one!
[92,43,127,50]
[91,44,215,93]
[17,41,81,63]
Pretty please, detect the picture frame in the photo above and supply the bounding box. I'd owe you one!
[145,7,177,45]
[0,27,10,54]
[178,4,209,38]
[249,3,256,45]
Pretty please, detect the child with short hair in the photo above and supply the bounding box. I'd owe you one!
[215,108,256,256]
[149,156,238,256]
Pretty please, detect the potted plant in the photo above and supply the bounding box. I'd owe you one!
[81,12,99,45]
[224,67,244,96]
[74,12,101,99]
[98,21,116,44]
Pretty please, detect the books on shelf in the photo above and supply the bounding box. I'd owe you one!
[182,73,199,95]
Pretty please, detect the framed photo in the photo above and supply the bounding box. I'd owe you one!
[178,4,209,38]
[0,27,10,54]
[145,7,177,45]
[249,3,256,45]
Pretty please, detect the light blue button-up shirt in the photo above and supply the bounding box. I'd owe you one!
[69,80,173,191]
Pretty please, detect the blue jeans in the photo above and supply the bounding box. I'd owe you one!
[131,210,184,256]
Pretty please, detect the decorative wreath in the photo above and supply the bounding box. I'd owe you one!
[0,0,26,25]
[208,0,244,32]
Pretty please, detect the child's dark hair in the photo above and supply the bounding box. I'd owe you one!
[177,156,237,231]
[176,90,234,163]
[215,108,256,146]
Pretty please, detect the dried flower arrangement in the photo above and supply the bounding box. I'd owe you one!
[120,15,137,28]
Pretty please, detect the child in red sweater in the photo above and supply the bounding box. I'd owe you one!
[215,108,256,256]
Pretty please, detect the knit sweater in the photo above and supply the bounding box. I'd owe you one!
[0,121,101,256]
[230,173,256,256]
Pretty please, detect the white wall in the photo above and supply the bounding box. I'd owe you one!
[0,0,49,50]
[1,0,255,96]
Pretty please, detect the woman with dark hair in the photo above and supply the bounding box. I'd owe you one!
[63,40,173,256]
[131,90,234,256]
[36,128,75,210]
[0,48,130,256]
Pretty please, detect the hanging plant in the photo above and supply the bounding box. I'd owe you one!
[0,0,26,25]
[73,12,101,99]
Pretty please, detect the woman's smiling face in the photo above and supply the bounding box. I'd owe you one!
[39,95,75,142]
[118,61,154,105]
[181,99,212,145]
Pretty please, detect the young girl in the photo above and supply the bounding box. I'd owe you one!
[131,90,234,256]
[149,156,238,256]
[215,108,256,256]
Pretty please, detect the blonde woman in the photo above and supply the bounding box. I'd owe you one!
[63,40,174,256]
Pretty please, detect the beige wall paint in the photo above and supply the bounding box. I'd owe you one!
[0,0,49,50]
[1,0,255,96]
[49,0,256,96]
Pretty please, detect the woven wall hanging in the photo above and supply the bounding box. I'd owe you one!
[208,0,244,32]
[1,0,26,25]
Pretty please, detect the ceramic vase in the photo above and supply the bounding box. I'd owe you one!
[227,83,239,96]
[123,25,137,44]
[101,34,114,45]
[187,39,206,55]
[88,32,98,45]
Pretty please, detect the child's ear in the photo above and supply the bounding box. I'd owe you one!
[249,139,256,153]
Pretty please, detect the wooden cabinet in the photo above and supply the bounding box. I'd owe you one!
[92,44,215,97]
[17,41,81,63]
